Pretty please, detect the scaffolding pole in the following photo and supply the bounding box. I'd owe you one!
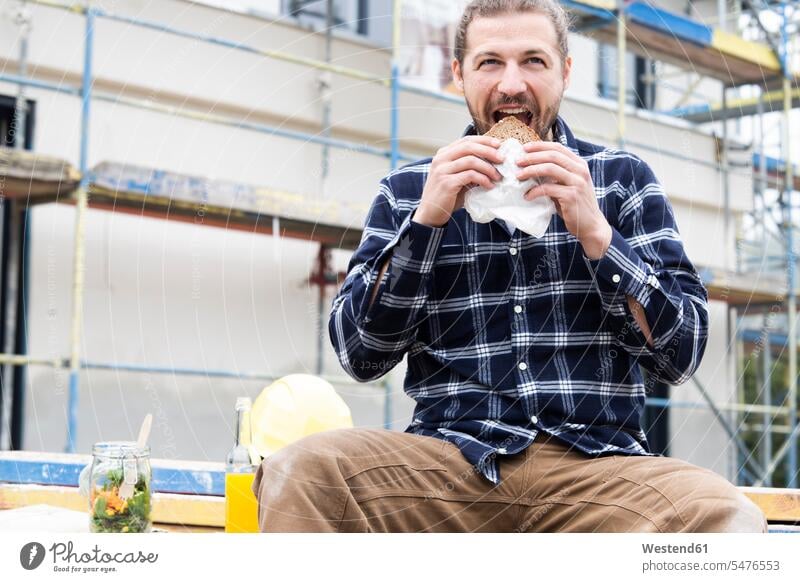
[781,2,798,488]
[616,0,626,147]
[784,73,798,487]
[314,0,335,378]
[757,90,767,265]
[763,309,774,486]
[65,6,94,453]
[381,0,404,429]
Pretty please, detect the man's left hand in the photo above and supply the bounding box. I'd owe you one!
[515,141,611,260]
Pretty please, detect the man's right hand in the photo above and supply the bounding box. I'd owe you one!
[413,135,504,228]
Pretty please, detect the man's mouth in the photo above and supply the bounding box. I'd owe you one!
[492,106,533,127]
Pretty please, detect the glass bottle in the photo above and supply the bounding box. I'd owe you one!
[226,396,256,473]
[225,396,259,532]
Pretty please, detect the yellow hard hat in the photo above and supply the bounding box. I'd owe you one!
[250,374,353,458]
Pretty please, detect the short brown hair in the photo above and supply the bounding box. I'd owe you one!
[454,0,572,66]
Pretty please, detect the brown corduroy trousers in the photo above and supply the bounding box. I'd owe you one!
[251,427,768,533]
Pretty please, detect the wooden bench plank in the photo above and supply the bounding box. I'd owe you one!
[739,486,800,523]
[0,483,224,529]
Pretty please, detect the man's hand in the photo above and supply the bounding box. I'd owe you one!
[515,141,611,259]
[414,135,504,228]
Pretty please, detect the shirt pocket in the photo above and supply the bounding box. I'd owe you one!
[430,244,477,302]
[425,244,479,348]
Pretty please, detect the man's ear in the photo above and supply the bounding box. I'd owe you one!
[451,58,464,94]
[562,55,572,90]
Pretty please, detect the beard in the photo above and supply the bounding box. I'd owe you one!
[466,93,561,141]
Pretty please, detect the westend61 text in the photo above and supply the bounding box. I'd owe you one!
[642,543,708,554]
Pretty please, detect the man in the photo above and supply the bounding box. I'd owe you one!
[252,0,767,533]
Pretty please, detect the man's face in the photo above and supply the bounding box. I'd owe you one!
[452,11,572,139]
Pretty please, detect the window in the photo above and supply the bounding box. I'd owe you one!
[191,1,393,46]
[285,0,393,45]
[0,95,34,148]
[597,45,656,110]
[0,94,34,451]
[287,0,366,34]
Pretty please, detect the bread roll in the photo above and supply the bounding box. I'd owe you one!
[485,115,541,144]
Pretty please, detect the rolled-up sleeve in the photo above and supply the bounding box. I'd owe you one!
[582,157,709,385]
[328,177,445,382]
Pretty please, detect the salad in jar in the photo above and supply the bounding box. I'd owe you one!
[87,442,152,533]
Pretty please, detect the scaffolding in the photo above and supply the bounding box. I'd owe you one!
[0,0,798,489]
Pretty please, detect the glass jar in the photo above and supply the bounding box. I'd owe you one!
[88,441,152,533]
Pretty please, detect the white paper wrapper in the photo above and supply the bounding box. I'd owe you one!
[463,138,556,238]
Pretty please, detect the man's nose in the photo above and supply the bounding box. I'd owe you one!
[497,63,526,96]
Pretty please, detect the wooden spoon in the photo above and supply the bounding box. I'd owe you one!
[119,414,152,500]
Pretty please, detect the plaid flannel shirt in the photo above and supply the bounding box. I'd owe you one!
[329,115,709,484]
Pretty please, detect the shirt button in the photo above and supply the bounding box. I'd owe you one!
[514,305,523,314]
[530,415,539,424]
[518,362,528,371]
[509,247,518,256]
[612,273,621,283]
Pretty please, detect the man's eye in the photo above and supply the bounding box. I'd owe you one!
[479,59,499,67]
[526,57,544,65]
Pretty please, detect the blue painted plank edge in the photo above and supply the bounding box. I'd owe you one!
[752,152,799,175]
[626,2,712,47]
[561,0,616,21]
[0,457,225,496]
[663,102,712,118]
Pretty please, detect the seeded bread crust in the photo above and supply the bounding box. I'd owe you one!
[485,116,541,144]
